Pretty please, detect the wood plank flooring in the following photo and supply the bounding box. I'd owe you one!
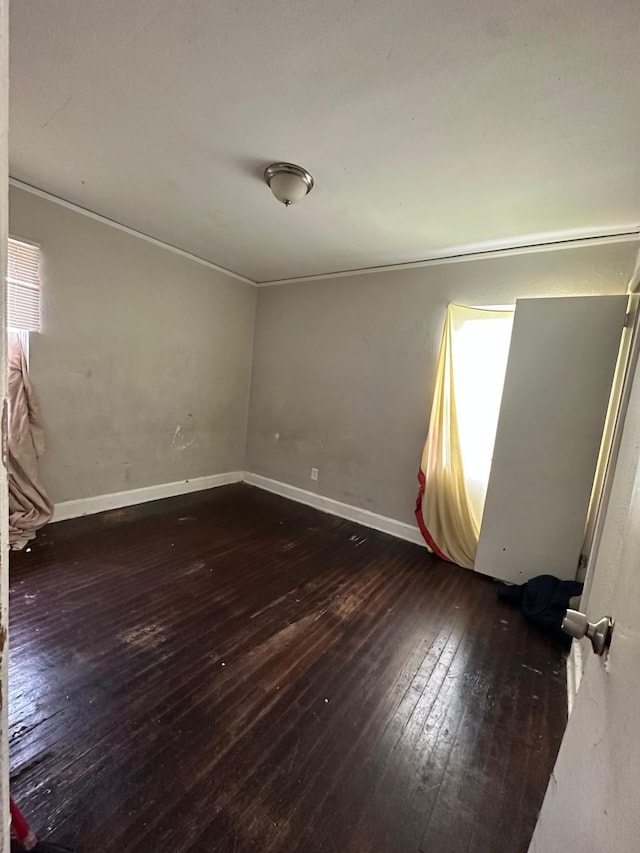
[9,484,567,852]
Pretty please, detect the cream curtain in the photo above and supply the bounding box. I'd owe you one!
[416,304,514,568]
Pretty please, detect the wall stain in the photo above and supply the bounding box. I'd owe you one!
[173,425,196,450]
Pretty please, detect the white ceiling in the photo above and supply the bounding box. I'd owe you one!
[9,0,640,283]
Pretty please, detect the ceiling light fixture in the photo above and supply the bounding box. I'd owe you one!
[264,162,314,206]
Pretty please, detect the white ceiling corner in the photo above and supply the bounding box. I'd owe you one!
[9,0,640,283]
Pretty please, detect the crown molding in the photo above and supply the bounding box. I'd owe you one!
[258,228,640,287]
[11,177,639,288]
[9,177,257,286]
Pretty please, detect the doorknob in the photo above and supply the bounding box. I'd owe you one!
[562,610,613,656]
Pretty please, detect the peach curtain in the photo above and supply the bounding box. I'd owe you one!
[8,333,53,549]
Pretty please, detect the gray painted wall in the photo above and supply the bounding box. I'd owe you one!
[9,185,256,503]
[9,182,639,528]
[246,243,638,527]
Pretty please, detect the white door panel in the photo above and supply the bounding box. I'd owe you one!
[475,295,627,583]
[529,324,640,853]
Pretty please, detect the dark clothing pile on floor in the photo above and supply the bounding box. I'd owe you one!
[497,574,584,648]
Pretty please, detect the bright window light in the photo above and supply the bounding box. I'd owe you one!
[451,307,514,528]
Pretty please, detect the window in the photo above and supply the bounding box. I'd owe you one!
[416,304,514,568]
[7,237,41,332]
[452,308,514,527]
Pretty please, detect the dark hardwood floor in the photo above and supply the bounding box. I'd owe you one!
[9,484,567,853]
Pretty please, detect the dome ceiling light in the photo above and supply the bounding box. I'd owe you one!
[264,162,314,206]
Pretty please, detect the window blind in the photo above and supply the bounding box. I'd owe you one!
[7,238,41,332]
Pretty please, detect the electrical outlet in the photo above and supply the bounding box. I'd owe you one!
[311,467,319,481]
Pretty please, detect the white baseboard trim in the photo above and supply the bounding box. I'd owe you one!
[242,471,426,547]
[53,471,242,522]
[52,469,426,548]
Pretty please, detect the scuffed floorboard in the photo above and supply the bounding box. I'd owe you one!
[9,484,567,852]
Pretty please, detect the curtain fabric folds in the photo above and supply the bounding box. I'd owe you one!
[8,334,53,549]
[415,304,513,569]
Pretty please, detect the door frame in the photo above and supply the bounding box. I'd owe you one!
[1,0,10,845]
[568,255,640,704]
[582,271,640,610]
